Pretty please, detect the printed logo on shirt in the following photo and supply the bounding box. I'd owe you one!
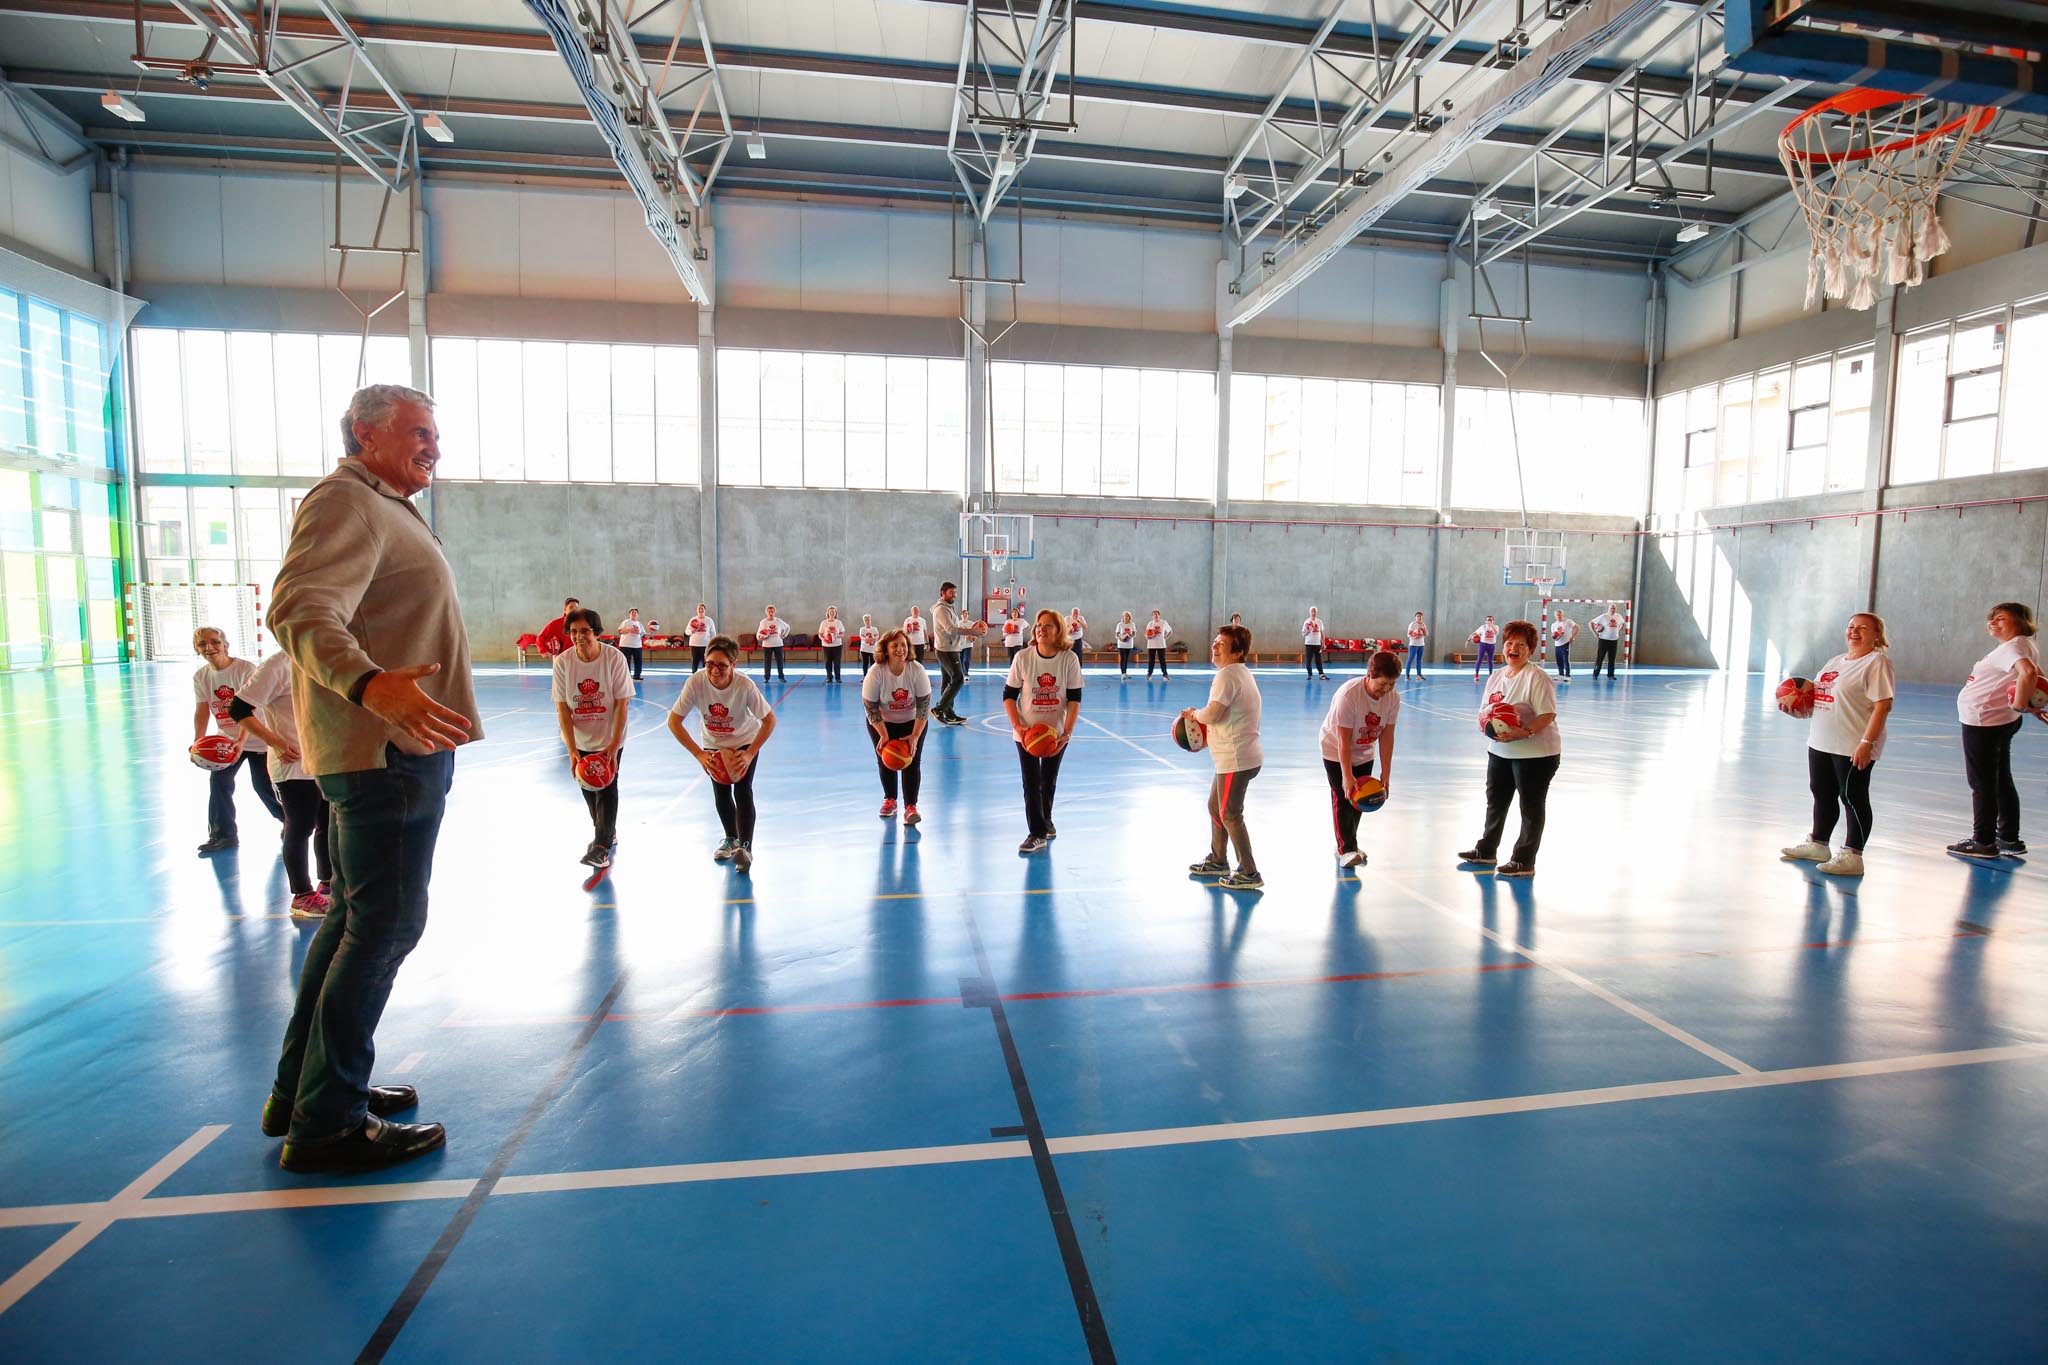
[706,701,736,735]
[891,688,909,707]
[1032,671,1061,710]
[210,685,236,720]
[1488,690,1505,706]
[578,678,599,696]
[1814,668,1840,707]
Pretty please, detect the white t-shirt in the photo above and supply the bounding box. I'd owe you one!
[1143,617,1171,649]
[903,615,927,645]
[858,624,880,653]
[1808,650,1895,759]
[687,614,714,647]
[194,659,263,751]
[756,617,788,648]
[1592,613,1624,641]
[1004,619,1027,647]
[1303,617,1325,646]
[1067,613,1086,640]
[1407,620,1427,645]
[617,617,645,648]
[817,618,846,648]
[1474,622,1500,645]
[553,643,635,751]
[1319,677,1401,765]
[862,660,931,723]
[670,670,769,750]
[1197,662,1264,773]
[1114,619,1137,647]
[236,652,302,781]
[1482,664,1561,759]
[1006,646,1084,727]
[1550,617,1579,645]
[1958,636,2042,726]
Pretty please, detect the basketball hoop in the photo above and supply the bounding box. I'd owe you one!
[985,533,1009,579]
[1777,90,1996,311]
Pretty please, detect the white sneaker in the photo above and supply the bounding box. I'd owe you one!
[1779,840,1830,862]
[1337,850,1364,868]
[1817,850,1865,876]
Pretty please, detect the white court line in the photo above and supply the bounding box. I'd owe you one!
[1386,877,1762,1076]
[0,1045,2039,1235]
[1077,715,1182,772]
[0,1124,227,1315]
[393,1051,426,1074]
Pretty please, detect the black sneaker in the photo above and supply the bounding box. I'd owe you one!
[1018,835,1048,854]
[1496,861,1535,878]
[1947,839,2000,859]
[1997,839,2028,855]
[1457,849,1495,866]
[1043,822,1057,839]
[196,835,237,855]
[1218,869,1264,891]
[578,841,604,867]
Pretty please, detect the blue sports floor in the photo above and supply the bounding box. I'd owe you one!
[1,659,2046,1362]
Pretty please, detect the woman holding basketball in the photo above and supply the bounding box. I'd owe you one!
[668,635,777,872]
[553,609,634,870]
[227,651,332,916]
[1780,613,1894,877]
[1184,624,1264,891]
[1004,608,1083,854]
[1115,611,1138,678]
[817,606,848,684]
[687,603,715,672]
[862,628,932,823]
[1320,650,1401,870]
[1460,619,1559,878]
[858,614,881,672]
[1949,602,2043,859]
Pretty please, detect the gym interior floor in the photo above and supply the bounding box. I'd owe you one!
[1,658,2044,1362]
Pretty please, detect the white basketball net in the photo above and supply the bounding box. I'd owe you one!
[1778,96,1993,311]
[985,533,1009,578]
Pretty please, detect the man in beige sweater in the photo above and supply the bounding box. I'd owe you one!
[262,383,482,1174]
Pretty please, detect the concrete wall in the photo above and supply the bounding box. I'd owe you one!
[0,98,94,273]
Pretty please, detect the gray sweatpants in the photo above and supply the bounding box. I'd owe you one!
[1208,765,1260,873]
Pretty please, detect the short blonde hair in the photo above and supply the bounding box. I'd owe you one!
[191,626,225,651]
[1033,608,1071,652]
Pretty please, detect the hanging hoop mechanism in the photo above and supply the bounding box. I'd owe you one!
[1776,89,1996,311]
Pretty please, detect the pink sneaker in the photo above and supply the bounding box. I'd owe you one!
[904,805,922,825]
[879,798,898,819]
[316,880,331,896]
[289,891,330,919]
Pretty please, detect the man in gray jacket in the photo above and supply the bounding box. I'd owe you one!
[262,383,481,1174]
[931,581,986,725]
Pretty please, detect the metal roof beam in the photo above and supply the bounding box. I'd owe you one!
[946,0,1076,223]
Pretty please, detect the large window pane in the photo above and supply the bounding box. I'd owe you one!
[884,356,927,490]
[1402,384,1439,507]
[0,292,27,452]
[228,332,278,475]
[1175,371,1216,499]
[25,301,67,459]
[990,362,1025,491]
[615,345,658,484]
[1751,368,1788,502]
[1260,376,1302,499]
[844,355,886,489]
[759,351,803,486]
[1891,328,1948,485]
[717,349,761,485]
[927,359,966,492]
[317,335,370,470]
[190,486,235,562]
[1227,374,1264,502]
[2003,299,2048,472]
[132,329,185,473]
[428,338,481,480]
[1298,379,1338,503]
[1101,367,1141,497]
[803,352,845,488]
[521,342,569,482]
[1137,370,1177,498]
[1341,382,1379,505]
[66,314,108,467]
[274,334,328,477]
[475,339,524,480]
[1061,366,1101,496]
[1023,363,1061,495]
[653,346,697,484]
[566,343,612,483]
[182,331,232,475]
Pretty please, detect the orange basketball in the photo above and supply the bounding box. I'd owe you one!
[705,749,738,785]
[189,735,238,771]
[1023,723,1061,757]
[879,737,914,770]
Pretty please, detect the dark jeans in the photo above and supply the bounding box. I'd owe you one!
[1147,647,1169,677]
[1322,756,1372,854]
[1808,746,1874,851]
[1305,644,1325,676]
[1009,645,1025,663]
[913,644,926,662]
[621,645,643,680]
[1209,766,1260,872]
[860,650,876,675]
[691,645,706,672]
[960,647,972,679]
[272,746,454,1144]
[276,777,332,896]
[875,719,923,805]
[1475,752,1560,865]
[761,646,786,681]
[1962,720,2023,844]
[1406,644,1425,677]
[208,749,284,839]
[713,752,759,843]
[938,649,966,716]
[1473,643,1496,676]
[1015,742,1067,838]
[1594,638,1619,677]
[579,746,622,846]
[1553,643,1571,677]
[1118,647,1133,675]
[823,645,844,682]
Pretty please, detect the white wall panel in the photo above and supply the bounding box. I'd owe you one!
[1662,267,1732,359]
[127,171,226,284]
[714,198,804,309]
[1139,228,1217,332]
[429,185,521,295]
[1732,245,1811,336]
[0,102,94,271]
[796,203,893,314]
[218,175,327,288]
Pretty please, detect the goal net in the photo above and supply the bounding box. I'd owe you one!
[1521,595,1632,667]
[126,582,264,663]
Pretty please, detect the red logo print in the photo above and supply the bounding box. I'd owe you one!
[578,679,599,696]
[1818,670,1840,686]
[709,703,729,720]
[1488,691,1505,705]
[1038,674,1054,688]
[215,686,235,701]
[1360,714,1381,736]
[891,688,908,706]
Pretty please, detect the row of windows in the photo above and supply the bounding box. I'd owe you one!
[1655,346,1876,513]
[0,468,122,669]
[0,289,112,470]
[1893,300,2048,485]
[1453,390,1647,517]
[1228,375,1442,508]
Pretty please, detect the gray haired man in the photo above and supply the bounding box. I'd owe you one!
[262,383,481,1173]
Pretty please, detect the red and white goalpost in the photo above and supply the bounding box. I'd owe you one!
[125,581,264,663]
[1522,594,1633,666]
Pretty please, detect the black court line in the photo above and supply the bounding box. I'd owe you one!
[957,908,1117,1365]
[357,971,630,1365]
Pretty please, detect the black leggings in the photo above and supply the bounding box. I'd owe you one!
[1594,637,1619,677]
[875,719,924,805]
[1118,647,1133,676]
[276,777,332,895]
[1015,742,1067,838]
[823,645,844,682]
[579,746,622,846]
[859,651,876,674]
[1807,747,1874,851]
[1322,757,1372,855]
[1147,647,1169,677]
[1305,644,1324,676]
[761,646,786,681]
[1962,720,2024,844]
[691,645,706,672]
[913,644,927,662]
[621,645,643,680]
[713,753,759,843]
[1476,753,1560,865]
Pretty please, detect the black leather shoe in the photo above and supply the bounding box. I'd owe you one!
[279,1113,445,1173]
[263,1084,422,1138]
[196,836,238,855]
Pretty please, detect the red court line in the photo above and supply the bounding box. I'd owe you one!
[443,925,2005,1029]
